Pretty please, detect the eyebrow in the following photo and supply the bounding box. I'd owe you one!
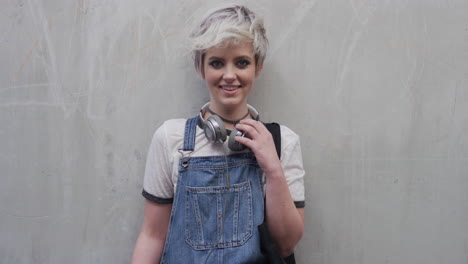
[207,56,224,61]
[235,55,253,60]
[207,55,253,61]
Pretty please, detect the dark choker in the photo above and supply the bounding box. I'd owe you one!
[207,107,250,124]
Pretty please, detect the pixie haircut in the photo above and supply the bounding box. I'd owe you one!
[190,5,268,77]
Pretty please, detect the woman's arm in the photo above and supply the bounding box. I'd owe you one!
[132,201,172,264]
[264,167,305,257]
[235,119,305,257]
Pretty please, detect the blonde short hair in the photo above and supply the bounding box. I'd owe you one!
[190,5,268,77]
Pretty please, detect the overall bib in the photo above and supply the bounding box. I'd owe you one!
[160,117,267,264]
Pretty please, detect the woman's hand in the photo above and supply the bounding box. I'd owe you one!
[234,119,281,174]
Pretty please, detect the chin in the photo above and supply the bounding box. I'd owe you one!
[218,98,246,108]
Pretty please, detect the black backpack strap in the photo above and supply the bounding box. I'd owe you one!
[265,122,281,159]
[283,253,296,264]
[261,122,296,264]
[263,122,297,263]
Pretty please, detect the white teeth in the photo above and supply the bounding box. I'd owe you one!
[221,86,238,91]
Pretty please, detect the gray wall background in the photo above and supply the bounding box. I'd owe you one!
[1,0,468,263]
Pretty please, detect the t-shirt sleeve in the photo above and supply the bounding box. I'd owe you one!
[142,123,174,204]
[281,128,306,208]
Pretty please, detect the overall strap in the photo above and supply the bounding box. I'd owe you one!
[182,116,199,151]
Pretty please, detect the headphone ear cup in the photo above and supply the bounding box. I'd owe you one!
[228,127,247,151]
[206,115,227,143]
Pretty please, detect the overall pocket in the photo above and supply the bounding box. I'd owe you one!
[185,181,253,250]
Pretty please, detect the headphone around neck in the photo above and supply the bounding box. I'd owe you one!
[198,102,260,151]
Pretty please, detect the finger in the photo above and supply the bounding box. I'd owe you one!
[238,120,273,142]
[239,119,268,133]
[234,134,254,149]
[235,123,260,139]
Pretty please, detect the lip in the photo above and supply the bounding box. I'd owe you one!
[219,85,241,95]
[219,85,241,88]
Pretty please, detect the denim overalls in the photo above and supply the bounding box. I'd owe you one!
[160,117,267,264]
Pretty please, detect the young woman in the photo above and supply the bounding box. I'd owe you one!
[132,5,305,264]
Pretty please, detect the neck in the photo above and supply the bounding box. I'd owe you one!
[205,102,250,129]
[210,102,249,119]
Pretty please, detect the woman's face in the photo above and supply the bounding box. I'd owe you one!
[203,41,262,112]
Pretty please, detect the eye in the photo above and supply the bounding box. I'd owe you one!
[236,59,251,68]
[209,60,224,69]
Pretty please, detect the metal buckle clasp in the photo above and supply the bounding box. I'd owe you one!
[178,149,193,168]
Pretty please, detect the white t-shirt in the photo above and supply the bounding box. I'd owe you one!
[142,119,305,206]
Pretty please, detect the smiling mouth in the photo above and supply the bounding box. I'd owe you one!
[220,86,241,91]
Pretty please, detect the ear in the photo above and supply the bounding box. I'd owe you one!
[255,63,264,77]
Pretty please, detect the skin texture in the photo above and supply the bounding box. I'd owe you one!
[202,41,262,127]
[132,202,171,263]
[132,41,304,263]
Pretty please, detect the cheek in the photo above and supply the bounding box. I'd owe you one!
[204,73,217,84]
[203,69,215,82]
[240,70,257,83]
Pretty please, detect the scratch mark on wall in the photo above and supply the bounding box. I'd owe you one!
[270,1,317,55]
[86,55,104,120]
[0,83,52,93]
[157,23,170,65]
[0,209,56,219]
[26,0,68,115]
[349,0,378,25]
[334,27,363,97]
[0,101,61,108]
[142,8,173,62]
[122,16,142,99]
[143,7,159,37]
[335,0,379,98]
[14,39,40,82]
[333,0,433,142]
[82,206,90,244]
[66,1,79,67]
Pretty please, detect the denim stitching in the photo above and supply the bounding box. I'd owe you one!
[184,181,253,250]
[179,161,260,171]
[183,117,197,151]
[233,188,240,242]
[216,192,222,245]
[185,181,250,193]
[194,193,204,244]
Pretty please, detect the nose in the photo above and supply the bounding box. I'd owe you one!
[222,65,236,83]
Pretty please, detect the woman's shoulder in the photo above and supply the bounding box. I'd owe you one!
[159,118,188,131]
[278,124,298,137]
[279,124,299,139]
[151,118,189,147]
[278,124,301,150]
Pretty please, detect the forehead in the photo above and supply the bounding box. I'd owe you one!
[204,41,254,59]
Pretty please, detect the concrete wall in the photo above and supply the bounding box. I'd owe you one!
[1,0,468,263]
